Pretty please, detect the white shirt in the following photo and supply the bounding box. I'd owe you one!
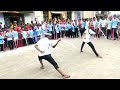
[36,37,53,56]
[100,20,107,27]
[83,29,95,43]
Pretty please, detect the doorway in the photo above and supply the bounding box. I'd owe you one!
[52,14,61,20]
[10,16,19,24]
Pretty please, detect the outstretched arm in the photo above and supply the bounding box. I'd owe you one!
[52,38,61,48]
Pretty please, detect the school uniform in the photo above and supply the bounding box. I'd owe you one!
[65,24,69,37]
[47,24,53,39]
[61,24,65,38]
[36,27,42,40]
[55,24,60,39]
[67,23,72,38]
[12,31,19,48]
[81,21,86,37]
[74,24,79,37]
[0,34,4,51]
[100,19,107,36]
[28,29,34,44]
[107,19,112,39]
[71,25,75,38]
[112,18,119,40]
[21,31,28,46]
[6,32,14,50]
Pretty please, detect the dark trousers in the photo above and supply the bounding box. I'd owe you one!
[68,29,72,38]
[22,39,28,46]
[81,42,99,56]
[112,28,118,39]
[107,29,112,39]
[75,28,79,37]
[72,32,76,38]
[38,54,59,69]
[66,31,69,37]
[4,38,7,48]
[101,27,106,36]
[8,40,14,50]
[61,31,64,38]
[80,28,85,37]
[28,38,34,45]
[0,44,4,51]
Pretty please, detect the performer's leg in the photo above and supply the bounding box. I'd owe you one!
[38,56,44,69]
[44,54,70,79]
[87,42,102,58]
[80,42,85,52]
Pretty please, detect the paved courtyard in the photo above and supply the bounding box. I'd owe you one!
[0,38,120,79]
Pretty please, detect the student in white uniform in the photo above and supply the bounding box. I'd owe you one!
[0,31,5,52]
[80,27,102,58]
[12,28,19,48]
[34,33,70,79]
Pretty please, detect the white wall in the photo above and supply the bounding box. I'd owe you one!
[0,13,5,28]
[24,13,35,24]
[72,11,75,20]
[83,11,94,18]
[35,11,43,23]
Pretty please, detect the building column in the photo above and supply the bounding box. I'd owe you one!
[0,13,5,28]
[48,11,52,20]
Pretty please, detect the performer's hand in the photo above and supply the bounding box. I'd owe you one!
[58,38,61,42]
[40,51,45,54]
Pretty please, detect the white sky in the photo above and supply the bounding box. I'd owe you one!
[111,11,120,15]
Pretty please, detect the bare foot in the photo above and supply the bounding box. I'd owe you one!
[62,75,70,79]
[40,66,45,69]
[96,55,103,58]
[80,51,83,53]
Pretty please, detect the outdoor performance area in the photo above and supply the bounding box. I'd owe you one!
[0,38,120,79]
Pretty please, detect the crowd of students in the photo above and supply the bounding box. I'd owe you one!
[0,14,120,52]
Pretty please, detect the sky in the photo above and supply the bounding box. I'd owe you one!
[110,11,120,15]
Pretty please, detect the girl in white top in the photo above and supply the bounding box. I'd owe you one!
[12,28,19,48]
[80,27,102,58]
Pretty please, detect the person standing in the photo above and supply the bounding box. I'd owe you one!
[0,31,5,52]
[80,27,102,58]
[81,19,86,38]
[106,17,112,40]
[6,29,14,50]
[111,14,119,40]
[12,28,19,48]
[34,33,70,79]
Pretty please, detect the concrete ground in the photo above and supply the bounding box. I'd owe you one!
[0,38,120,79]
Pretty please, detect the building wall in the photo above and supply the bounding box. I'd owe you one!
[24,13,35,24]
[0,13,5,28]
[83,11,94,18]
[34,11,43,23]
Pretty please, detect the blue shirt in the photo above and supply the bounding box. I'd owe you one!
[22,31,27,39]
[74,24,78,29]
[81,21,86,28]
[112,18,118,28]
[36,28,42,36]
[12,31,18,40]
[65,24,68,31]
[28,30,34,38]
[47,24,53,31]
[55,25,59,33]
[0,35,4,44]
[72,25,75,32]
[6,32,13,41]
[107,20,112,29]
[60,24,65,31]
[67,24,72,29]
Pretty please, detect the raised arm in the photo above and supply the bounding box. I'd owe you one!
[52,38,61,48]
